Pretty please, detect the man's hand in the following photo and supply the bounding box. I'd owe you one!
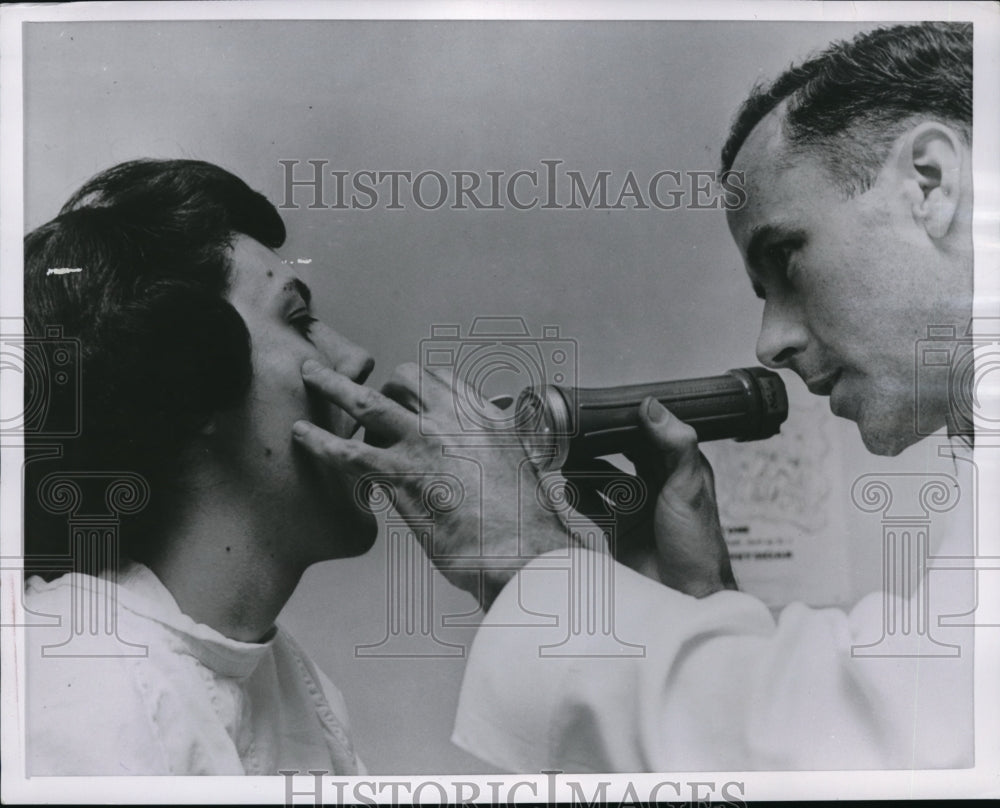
[567,397,737,598]
[291,359,571,609]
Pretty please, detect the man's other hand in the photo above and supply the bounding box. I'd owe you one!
[567,398,737,598]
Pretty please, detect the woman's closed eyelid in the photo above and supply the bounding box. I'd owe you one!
[289,311,318,338]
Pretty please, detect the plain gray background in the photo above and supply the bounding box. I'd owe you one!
[25,20,899,773]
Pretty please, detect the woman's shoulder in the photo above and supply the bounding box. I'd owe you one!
[23,624,170,772]
[270,626,364,774]
[23,572,178,774]
[270,627,352,723]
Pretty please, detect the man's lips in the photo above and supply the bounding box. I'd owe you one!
[805,369,841,396]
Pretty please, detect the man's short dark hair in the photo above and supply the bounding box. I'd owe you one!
[24,159,285,575]
[721,22,972,194]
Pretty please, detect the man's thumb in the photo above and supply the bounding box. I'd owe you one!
[639,397,698,452]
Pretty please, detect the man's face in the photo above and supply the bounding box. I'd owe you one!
[218,235,377,562]
[726,110,970,456]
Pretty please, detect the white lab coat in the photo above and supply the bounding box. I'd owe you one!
[452,439,977,772]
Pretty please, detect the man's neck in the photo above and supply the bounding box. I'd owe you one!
[946,406,975,449]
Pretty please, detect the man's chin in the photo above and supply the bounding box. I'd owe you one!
[856,415,923,457]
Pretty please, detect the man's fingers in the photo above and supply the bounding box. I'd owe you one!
[558,456,654,544]
[301,359,415,438]
[381,362,470,420]
[420,364,511,424]
[381,363,424,413]
[622,446,665,491]
[558,456,621,520]
[560,456,622,477]
[291,420,380,474]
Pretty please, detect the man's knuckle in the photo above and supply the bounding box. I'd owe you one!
[338,440,368,467]
[355,387,382,415]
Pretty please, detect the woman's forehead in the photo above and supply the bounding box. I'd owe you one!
[226,234,300,305]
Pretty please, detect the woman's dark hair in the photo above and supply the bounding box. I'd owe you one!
[24,159,286,577]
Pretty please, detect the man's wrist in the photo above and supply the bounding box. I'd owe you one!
[686,563,739,598]
[479,569,516,611]
[658,559,739,598]
[475,520,582,610]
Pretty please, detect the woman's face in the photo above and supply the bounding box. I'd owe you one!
[216,235,378,563]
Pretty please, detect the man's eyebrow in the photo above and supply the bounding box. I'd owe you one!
[282,278,313,306]
[746,222,806,272]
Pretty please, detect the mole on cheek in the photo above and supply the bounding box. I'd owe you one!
[266,270,274,278]
[264,447,273,457]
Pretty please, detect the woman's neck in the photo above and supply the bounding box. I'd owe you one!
[145,491,308,643]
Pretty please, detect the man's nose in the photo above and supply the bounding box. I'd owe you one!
[755,299,808,369]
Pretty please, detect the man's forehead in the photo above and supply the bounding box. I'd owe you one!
[725,105,825,245]
[732,105,788,172]
[729,106,795,207]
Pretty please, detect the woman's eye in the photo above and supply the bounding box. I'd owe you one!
[290,314,317,337]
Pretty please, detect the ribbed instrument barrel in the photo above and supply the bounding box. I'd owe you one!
[516,367,788,471]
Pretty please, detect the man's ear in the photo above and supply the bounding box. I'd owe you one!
[895,121,965,240]
[198,418,217,437]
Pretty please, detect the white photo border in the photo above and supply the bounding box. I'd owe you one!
[2,0,998,803]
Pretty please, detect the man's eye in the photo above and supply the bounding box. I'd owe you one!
[290,314,317,337]
[765,242,797,279]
